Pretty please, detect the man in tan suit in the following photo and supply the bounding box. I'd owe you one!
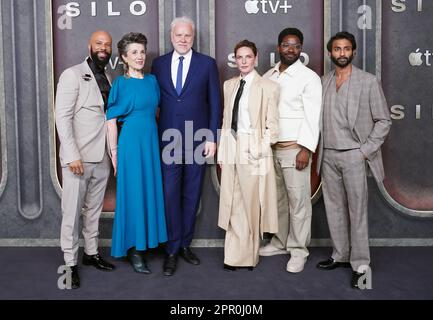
[55,30,115,289]
[316,32,391,289]
[218,40,279,270]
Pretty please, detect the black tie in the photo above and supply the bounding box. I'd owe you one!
[231,79,246,134]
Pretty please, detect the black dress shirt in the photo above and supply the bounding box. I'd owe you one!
[87,57,111,112]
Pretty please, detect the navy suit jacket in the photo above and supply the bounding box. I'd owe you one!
[151,50,222,148]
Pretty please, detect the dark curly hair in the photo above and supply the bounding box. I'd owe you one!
[117,32,148,74]
[278,28,304,45]
[326,31,357,52]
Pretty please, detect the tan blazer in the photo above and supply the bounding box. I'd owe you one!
[55,59,111,166]
[218,70,280,236]
[317,66,392,183]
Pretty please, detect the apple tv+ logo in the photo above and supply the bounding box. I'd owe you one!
[408,48,432,67]
[244,0,292,14]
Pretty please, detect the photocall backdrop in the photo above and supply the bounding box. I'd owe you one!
[0,0,432,246]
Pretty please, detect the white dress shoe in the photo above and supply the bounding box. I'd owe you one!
[286,256,307,273]
[259,242,288,256]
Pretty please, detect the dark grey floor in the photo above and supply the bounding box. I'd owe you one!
[1,246,433,300]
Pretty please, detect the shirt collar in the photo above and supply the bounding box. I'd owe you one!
[172,49,193,62]
[240,69,257,84]
[270,59,303,77]
[87,56,106,75]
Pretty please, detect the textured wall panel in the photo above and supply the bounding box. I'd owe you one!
[381,0,433,216]
[9,0,44,219]
[0,0,433,242]
[0,0,62,238]
[328,0,378,74]
[216,0,324,77]
[160,0,212,55]
[0,3,7,198]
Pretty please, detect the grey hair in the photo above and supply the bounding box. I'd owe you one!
[170,16,195,34]
[117,32,148,74]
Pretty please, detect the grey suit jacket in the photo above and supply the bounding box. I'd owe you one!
[317,66,391,183]
[55,59,111,166]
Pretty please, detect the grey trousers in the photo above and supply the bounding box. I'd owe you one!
[60,153,110,266]
[270,148,312,258]
[321,148,370,271]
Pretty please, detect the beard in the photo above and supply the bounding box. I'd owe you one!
[331,53,354,68]
[90,48,111,68]
[279,51,301,67]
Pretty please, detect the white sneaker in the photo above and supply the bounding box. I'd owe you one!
[286,256,307,273]
[259,243,288,256]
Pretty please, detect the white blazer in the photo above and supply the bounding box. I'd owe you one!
[264,59,322,152]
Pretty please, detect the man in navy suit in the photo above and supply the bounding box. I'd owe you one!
[151,16,222,276]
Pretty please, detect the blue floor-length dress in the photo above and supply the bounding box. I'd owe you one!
[106,74,167,258]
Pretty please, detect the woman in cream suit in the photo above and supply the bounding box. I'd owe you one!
[218,40,280,270]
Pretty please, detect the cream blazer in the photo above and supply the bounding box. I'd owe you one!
[55,59,111,166]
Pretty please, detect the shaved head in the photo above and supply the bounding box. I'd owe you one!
[88,30,112,68]
[89,30,112,45]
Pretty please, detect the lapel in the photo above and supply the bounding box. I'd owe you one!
[347,65,363,130]
[224,78,239,128]
[322,70,335,101]
[180,50,199,96]
[105,71,112,85]
[165,52,178,96]
[80,59,104,112]
[320,70,335,131]
[248,70,261,128]
[77,60,91,107]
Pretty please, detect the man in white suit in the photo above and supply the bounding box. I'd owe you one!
[55,30,115,289]
[259,28,322,273]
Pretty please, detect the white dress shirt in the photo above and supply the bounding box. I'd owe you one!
[264,59,322,152]
[171,50,193,89]
[235,70,256,134]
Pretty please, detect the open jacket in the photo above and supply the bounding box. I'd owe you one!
[218,70,280,236]
[317,65,392,183]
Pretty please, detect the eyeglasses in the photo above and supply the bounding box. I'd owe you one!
[280,42,302,50]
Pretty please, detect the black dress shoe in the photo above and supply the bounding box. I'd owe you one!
[179,247,200,265]
[70,265,80,289]
[163,254,178,276]
[82,253,115,271]
[316,258,351,270]
[127,248,151,274]
[351,271,365,289]
[223,264,237,271]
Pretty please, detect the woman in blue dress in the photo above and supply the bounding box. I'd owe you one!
[106,33,167,274]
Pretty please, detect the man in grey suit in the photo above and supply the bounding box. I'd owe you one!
[55,30,115,289]
[316,32,391,289]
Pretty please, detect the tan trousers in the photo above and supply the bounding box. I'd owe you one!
[270,148,312,258]
[60,153,110,266]
[224,134,261,267]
